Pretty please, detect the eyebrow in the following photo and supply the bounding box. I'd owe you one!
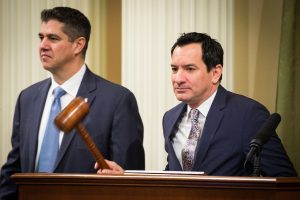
[38,33,60,38]
[171,64,196,67]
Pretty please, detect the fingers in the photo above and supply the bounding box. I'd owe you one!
[105,159,125,172]
[99,169,124,175]
[95,159,125,175]
[94,162,99,170]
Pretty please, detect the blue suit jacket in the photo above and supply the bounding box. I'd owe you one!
[0,68,145,199]
[163,85,297,176]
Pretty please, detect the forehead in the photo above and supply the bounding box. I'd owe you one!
[171,43,203,62]
[40,20,65,35]
[172,43,202,57]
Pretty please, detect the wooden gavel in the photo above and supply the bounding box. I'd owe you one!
[55,97,109,169]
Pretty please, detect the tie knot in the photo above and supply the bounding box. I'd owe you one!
[190,109,200,121]
[53,87,66,99]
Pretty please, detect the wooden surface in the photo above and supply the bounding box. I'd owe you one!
[12,173,300,200]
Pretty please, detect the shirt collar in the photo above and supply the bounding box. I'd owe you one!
[187,89,218,118]
[49,64,86,97]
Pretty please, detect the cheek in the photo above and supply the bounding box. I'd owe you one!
[189,76,207,91]
[171,75,176,84]
[55,43,71,52]
[54,46,72,58]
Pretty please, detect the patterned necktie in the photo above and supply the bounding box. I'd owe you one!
[182,109,201,171]
[37,86,66,172]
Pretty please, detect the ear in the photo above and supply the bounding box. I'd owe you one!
[73,37,86,55]
[212,64,223,84]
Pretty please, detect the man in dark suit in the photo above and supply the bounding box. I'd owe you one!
[0,7,144,199]
[163,32,296,176]
[96,32,297,176]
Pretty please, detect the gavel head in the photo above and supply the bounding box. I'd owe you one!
[55,96,89,133]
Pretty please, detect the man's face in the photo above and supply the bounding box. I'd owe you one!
[39,20,76,73]
[171,43,221,108]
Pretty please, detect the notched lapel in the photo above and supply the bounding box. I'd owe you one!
[27,80,51,171]
[76,67,97,107]
[166,104,186,170]
[54,68,97,170]
[192,108,224,170]
[192,86,227,171]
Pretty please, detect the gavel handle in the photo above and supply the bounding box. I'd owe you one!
[75,123,109,169]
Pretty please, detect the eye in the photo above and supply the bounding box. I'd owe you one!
[186,66,195,72]
[38,34,44,41]
[49,36,58,41]
[171,66,178,73]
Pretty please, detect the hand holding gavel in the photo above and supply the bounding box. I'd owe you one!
[55,97,109,170]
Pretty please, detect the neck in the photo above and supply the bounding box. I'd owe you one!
[51,60,84,85]
[189,83,219,109]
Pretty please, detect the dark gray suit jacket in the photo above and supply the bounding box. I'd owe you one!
[0,67,145,199]
[163,85,297,176]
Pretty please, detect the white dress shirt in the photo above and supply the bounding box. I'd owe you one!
[172,89,217,168]
[35,64,86,168]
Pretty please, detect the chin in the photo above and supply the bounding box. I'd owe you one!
[175,94,190,103]
[42,65,50,70]
[43,66,56,73]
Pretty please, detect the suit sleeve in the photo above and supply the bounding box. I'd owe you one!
[110,91,145,170]
[0,94,22,200]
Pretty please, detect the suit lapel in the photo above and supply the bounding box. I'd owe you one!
[192,86,227,171]
[27,79,51,171]
[54,68,97,170]
[166,103,186,170]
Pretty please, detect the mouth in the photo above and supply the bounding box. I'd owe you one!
[174,87,189,93]
[40,54,52,62]
[41,54,50,58]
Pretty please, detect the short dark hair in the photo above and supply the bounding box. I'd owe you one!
[41,7,91,57]
[171,32,223,80]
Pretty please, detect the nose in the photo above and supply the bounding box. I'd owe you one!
[40,38,49,51]
[173,68,185,84]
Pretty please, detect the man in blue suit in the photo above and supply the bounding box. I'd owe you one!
[163,32,296,176]
[0,7,144,199]
[97,32,297,176]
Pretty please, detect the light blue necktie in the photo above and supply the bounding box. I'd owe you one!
[37,86,66,172]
